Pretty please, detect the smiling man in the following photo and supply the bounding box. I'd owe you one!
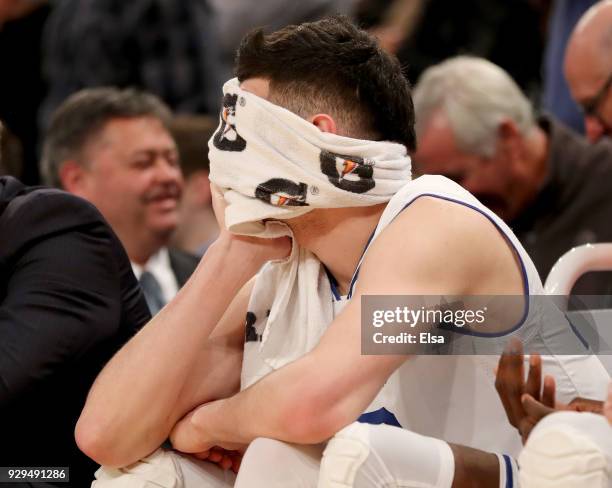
[41,88,199,313]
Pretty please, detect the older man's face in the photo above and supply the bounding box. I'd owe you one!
[77,116,183,247]
[564,29,612,142]
[413,112,523,222]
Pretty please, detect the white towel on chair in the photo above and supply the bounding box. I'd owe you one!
[208,78,411,372]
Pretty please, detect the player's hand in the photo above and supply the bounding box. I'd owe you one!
[565,397,604,414]
[210,182,291,264]
[604,383,612,425]
[495,338,556,443]
[169,407,215,454]
[192,447,243,473]
[170,399,246,473]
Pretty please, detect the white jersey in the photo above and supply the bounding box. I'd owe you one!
[242,175,610,457]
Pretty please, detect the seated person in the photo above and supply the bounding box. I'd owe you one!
[412,56,612,294]
[0,175,150,486]
[76,17,609,487]
[40,88,199,316]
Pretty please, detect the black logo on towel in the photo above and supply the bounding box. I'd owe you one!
[245,311,261,342]
[213,94,247,152]
[255,178,309,206]
[320,150,375,194]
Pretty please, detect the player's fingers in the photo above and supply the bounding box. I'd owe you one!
[495,338,525,426]
[522,393,554,423]
[568,397,604,414]
[219,455,233,471]
[542,375,556,408]
[208,450,224,463]
[231,454,242,474]
[604,383,612,425]
[519,417,538,445]
[525,354,542,400]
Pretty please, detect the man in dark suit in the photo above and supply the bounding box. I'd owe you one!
[0,175,151,486]
[40,88,199,314]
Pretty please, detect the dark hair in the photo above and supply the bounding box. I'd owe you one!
[41,87,172,188]
[235,16,416,150]
[169,115,218,178]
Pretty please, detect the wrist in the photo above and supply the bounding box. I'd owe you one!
[214,232,288,270]
[192,399,226,444]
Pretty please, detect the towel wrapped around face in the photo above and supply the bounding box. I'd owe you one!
[208,77,412,372]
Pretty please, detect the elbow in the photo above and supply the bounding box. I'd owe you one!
[75,413,133,468]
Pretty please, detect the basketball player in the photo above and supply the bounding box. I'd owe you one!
[77,17,609,488]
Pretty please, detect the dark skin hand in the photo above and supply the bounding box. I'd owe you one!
[495,338,603,443]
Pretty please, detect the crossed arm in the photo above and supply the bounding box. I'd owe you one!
[78,196,525,468]
[76,237,276,467]
[169,197,525,453]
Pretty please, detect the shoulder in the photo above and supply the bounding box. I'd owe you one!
[3,186,107,231]
[356,195,519,295]
[381,194,499,257]
[380,194,502,254]
[0,188,118,261]
[0,186,113,254]
[547,117,612,174]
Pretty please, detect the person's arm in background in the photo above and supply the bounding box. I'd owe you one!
[76,187,291,468]
[169,196,522,451]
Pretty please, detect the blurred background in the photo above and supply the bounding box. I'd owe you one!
[0,0,592,185]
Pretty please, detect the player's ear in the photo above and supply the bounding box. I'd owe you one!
[309,113,337,134]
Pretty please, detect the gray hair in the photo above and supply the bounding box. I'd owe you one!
[41,87,172,188]
[413,56,535,157]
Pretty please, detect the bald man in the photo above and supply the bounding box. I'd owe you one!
[564,0,612,142]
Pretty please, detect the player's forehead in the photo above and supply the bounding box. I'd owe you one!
[240,78,270,100]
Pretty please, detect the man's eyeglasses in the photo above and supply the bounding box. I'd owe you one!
[580,71,612,118]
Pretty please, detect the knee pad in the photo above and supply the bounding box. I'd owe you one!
[318,422,454,488]
[519,412,612,488]
[236,437,321,487]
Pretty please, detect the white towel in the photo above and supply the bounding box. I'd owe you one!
[208,78,411,370]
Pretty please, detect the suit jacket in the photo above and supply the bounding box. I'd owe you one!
[168,247,199,288]
[511,117,612,297]
[0,177,151,487]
